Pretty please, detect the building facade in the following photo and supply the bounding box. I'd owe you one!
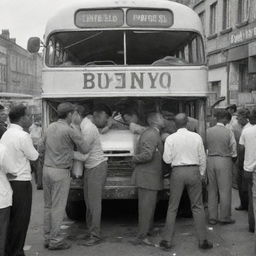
[0,29,42,97]
[193,0,256,107]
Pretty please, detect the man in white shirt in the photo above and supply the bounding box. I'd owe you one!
[239,109,256,233]
[0,144,17,255]
[159,113,212,250]
[1,104,39,256]
[78,104,108,246]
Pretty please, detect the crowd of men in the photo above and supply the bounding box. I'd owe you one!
[0,101,256,254]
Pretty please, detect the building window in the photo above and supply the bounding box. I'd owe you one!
[210,2,217,35]
[199,11,205,32]
[0,64,7,83]
[222,0,230,29]
[239,61,249,92]
[238,0,249,23]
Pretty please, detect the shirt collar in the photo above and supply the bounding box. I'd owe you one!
[57,119,69,126]
[153,127,160,133]
[177,128,188,132]
[217,122,225,127]
[9,123,23,130]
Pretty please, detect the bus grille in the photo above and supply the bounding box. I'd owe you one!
[107,156,134,177]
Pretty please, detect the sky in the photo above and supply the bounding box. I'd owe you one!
[0,0,83,49]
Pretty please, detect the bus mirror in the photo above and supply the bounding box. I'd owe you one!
[27,37,41,53]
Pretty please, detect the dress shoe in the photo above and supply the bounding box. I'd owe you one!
[44,240,49,248]
[159,240,172,250]
[130,237,153,246]
[48,241,71,250]
[235,205,247,211]
[78,236,102,246]
[199,240,213,250]
[249,228,255,233]
[219,219,236,225]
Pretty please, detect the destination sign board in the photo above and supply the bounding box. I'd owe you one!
[42,68,208,97]
[83,71,172,90]
[75,9,124,28]
[126,9,173,28]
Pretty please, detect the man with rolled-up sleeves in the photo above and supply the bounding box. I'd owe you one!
[206,110,237,225]
[1,104,39,256]
[42,102,90,250]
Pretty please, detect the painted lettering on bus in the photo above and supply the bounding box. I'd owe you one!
[83,72,171,89]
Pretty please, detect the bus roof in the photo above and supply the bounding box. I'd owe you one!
[45,0,203,38]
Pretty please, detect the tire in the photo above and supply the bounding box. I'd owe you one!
[65,200,86,221]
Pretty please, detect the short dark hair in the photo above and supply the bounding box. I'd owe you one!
[9,104,27,123]
[215,109,230,121]
[122,107,138,117]
[93,104,112,117]
[226,104,237,112]
[76,105,91,118]
[249,109,256,124]
[0,104,4,111]
[237,108,250,118]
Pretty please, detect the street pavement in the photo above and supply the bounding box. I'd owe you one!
[24,182,255,256]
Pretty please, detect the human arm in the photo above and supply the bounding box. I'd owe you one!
[198,137,207,177]
[21,133,39,161]
[162,137,173,165]
[229,130,237,158]
[69,128,90,154]
[129,123,147,135]
[238,132,245,168]
[132,131,157,164]
[73,151,90,161]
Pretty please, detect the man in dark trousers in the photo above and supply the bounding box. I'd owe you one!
[1,105,39,256]
[131,112,165,245]
[160,113,212,250]
[43,102,90,250]
[207,110,237,225]
[239,109,256,233]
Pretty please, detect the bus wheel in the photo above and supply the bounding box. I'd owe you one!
[65,200,86,221]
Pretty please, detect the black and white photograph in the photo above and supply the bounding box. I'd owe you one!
[0,0,256,255]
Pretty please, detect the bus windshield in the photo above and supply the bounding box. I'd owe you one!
[46,30,205,67]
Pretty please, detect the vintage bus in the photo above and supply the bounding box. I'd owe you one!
[28,0,208,219]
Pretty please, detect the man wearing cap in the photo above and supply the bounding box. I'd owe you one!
[42,102,90,250]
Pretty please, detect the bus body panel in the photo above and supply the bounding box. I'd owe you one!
[42,67,208,98]
[45,0,203,39]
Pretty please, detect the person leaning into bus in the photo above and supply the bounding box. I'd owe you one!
[160,113,212,250]
[76,104,109,246]
[131,112,165,246]
[206,110,237,225]
[42,102,90,250]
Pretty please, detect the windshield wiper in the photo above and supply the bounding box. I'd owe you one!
[64,31,103,50]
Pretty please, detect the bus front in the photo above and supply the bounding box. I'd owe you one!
[30,0,208,220]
